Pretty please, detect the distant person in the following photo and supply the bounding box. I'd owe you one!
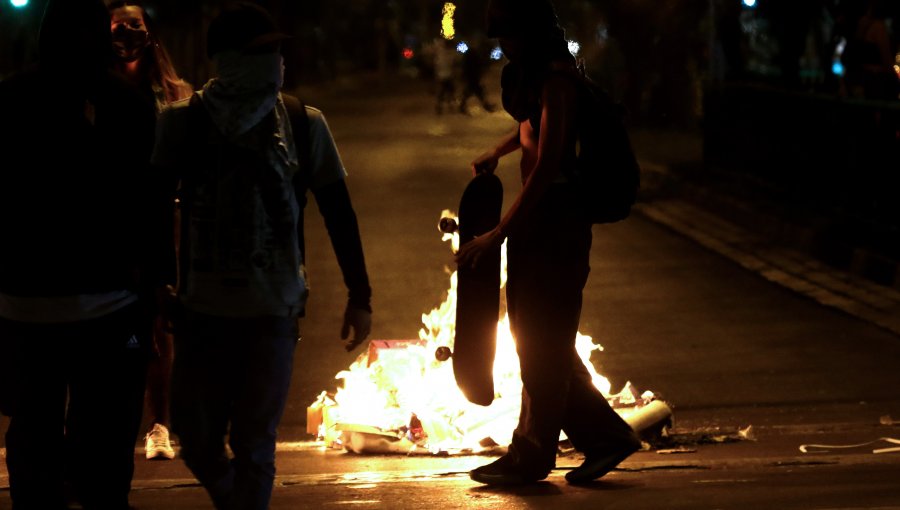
[457,0,641,486]
[0,0,159,508]
[843,0,899,100]
[108,0,192,462]
[152,3,372,508]
[459,36,497,115]
[433,36,458,114]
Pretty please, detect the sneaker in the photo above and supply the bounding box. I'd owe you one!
[469,455,546,486]
[144,423,176,460]
[564,434,642,485]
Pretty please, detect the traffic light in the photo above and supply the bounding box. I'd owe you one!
[10,0,30,8]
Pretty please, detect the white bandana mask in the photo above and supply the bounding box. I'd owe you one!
[202,51,285,139]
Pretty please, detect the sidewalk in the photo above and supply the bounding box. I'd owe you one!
[634,147,900,338]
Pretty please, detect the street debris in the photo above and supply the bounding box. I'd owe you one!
[657,447,698,455]
[651,424,756,450]
[799,437,900,455]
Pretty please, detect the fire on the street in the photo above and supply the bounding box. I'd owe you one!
[308,211,669,455]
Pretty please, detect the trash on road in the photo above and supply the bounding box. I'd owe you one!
[799,437,900,454]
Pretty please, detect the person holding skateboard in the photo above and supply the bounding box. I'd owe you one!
[456,0,641,486]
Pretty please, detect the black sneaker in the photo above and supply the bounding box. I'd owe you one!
[564,435,642,485]
[469,455,546,486]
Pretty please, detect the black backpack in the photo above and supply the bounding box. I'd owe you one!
[568,68,640,224]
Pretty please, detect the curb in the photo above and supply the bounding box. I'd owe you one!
[635,199,900,337]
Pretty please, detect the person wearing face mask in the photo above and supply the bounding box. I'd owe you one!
[109,1,191,112]
[0,0,159,508]
[108,0,191,464]
[152,3,372,508]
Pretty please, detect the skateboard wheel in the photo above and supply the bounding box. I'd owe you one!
[434,346,452,362]
[438,217,458,234]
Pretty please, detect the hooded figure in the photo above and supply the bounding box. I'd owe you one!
[38,0,113,92]
[0,1,159,508]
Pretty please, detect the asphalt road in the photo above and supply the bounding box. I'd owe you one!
[2,69,899,509]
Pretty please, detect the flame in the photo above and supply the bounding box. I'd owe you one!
[311,212,648,454]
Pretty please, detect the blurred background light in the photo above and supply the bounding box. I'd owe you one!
[441,2,456,40]
[831,60,844,77]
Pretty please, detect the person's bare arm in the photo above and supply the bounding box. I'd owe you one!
[472,129,521,175]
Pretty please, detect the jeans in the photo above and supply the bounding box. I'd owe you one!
[171,311,297,510]
[0,303,149,510]
[505,185,636,476]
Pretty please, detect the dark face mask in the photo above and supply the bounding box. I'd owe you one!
[111,25,149,63]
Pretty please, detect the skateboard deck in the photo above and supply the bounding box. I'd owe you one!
[454,173,503,406]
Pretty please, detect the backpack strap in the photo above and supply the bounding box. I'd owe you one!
[177,93,210,294]
[282,94,311,185]
[281,93,312,265]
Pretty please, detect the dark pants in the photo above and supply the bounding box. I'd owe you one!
[460,79,491,112]
[505,186,636,476]
[171,312,297,510]
[435,78,456,112]
[0,303,149,510]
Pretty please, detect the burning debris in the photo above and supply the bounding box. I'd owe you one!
[307,211,673,455]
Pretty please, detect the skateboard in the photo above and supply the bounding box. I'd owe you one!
[454,173,503,406]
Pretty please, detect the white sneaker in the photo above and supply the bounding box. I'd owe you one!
[144,423,176,460]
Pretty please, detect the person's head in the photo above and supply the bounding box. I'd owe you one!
[108,1,151,64]
[39,0,111,83]
[486,0,570,64]
[206,2,291,60]
[204,2,291,94]
[866,0,890,19]
[107,0,189,104]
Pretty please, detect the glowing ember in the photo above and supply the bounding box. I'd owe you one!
[308,211,658,454]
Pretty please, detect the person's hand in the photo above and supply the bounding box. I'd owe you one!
[471,150,499,175]
[341,303,372,352]
[455,227,503,269]
[155,285,179,332]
